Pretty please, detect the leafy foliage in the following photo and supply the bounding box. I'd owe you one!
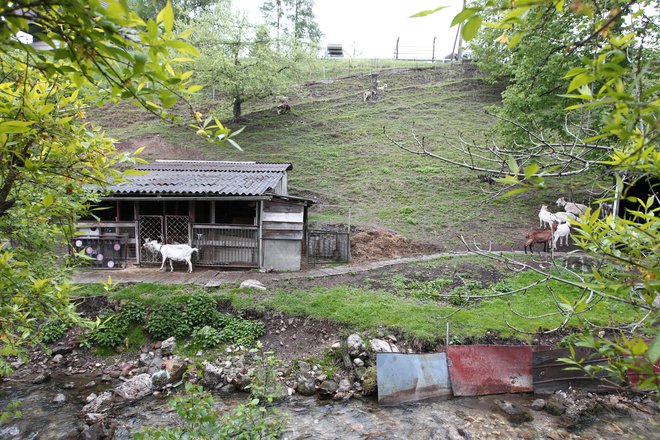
[0,0,239,374]
[40,319,72,344]
[218,317,266,347]
[189,325,223,349]
[147,303,191,341]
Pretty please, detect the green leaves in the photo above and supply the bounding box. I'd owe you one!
[410,6,449,18]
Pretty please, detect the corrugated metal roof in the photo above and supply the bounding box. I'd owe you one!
[107,161,291,196]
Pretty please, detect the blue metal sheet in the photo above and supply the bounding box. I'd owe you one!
[377,352,451,406]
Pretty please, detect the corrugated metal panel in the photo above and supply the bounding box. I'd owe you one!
[377,353,451,406]
[533,348,621,394]
[137,161,292,173]
[108,170,285,196]
[447,345,534,396]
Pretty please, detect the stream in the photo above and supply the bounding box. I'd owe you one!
[1,373,657,440]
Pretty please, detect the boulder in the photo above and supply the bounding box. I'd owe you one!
[164,356,188,383]
[338,378,352,393]
[296,378,316,396]
[545,394,568,416]
[31,372,51,384]
[160,337,176,356]
[347,334,364,356]
[82,391,113,414]
[494,399,534,424]
[369,338,400,353]
[317,380,338,398]
[151,370,170,389]
[202,362,224,388]
[114,373,152,400]
[239,279,266,290]
[531,399,546,411]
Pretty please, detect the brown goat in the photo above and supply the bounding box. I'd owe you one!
[524,222,557,254]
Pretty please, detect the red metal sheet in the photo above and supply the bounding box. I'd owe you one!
[447,345,534,396]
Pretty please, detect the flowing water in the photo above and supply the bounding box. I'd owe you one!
[1,375,657,440]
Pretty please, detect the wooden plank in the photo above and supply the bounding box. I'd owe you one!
[377,353,451,406]
[447,345,534,396]
[263,201,304,214]
[262,231,304,240]
[262,221,303,231]
[262,212,304,222]
[533,347,620,394]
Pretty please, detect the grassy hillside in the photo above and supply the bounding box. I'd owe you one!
[89,64,598,250]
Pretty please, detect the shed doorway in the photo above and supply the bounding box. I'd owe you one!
[138,215,190,264]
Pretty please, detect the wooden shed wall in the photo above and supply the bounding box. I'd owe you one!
[262,200,304,240]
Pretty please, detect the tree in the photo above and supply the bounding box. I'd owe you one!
[260,0,322,48]
[127,0,216,21]
[187,5,311,122]
[402,1,658,388]
[0,0,237,374]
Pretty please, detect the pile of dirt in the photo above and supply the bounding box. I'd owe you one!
[350,228,438,263]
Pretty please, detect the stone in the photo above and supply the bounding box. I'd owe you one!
[347,334,364,355]
[51,345,74,355]
[53,393,66,404]
[353,357,365,367]
[331,342,341,349]
[101,374,112,382]
[369,338,400,353]
[203,361,224,388]
[239,279,266,290]
[164,356,188,383]
[31,372,51,384]
[84,413,104,426]
[317,380,338,398]
[546,394,568,416]
[338,378,352,393]
[114,373,152,400]
[297,360,311,373]
[84,381,96,388]
[494,399,534,424]
[138,352,153,367]
[531,399,546,411]
[151,370,170,389]
[52,354,63,363]
[81,423,104,440]
[560,400,604,431]
[82,391,112,414]
[160,336,176,356]
[86,393,98,403]
[296,379,316,396]
[62,381,75,389]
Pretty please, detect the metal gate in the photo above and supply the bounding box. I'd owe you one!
[139,215,190,264]
[306,229,350,264]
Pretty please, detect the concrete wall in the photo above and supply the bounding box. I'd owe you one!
[262,239,302,271]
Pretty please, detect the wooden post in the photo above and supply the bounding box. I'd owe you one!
[394,37,399,60]
[432,36,436,63]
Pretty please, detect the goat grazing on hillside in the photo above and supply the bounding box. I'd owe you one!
[143,238,198,273]
[553,222,571,249]
[363,90,376,102]
[556,197,588,217]
[538,205,554,229]
[524,222,557,254]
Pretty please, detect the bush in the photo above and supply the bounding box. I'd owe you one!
[40,319,70,344]
[119,301,146,324]
[190,326,223,349]
[183,293,219,328]
[218,318,265,346]
[84,310,128,349]
[147,303,191,341]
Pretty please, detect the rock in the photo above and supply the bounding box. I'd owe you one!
[239,279,266,290]
[84,413,104,426]
[80,422,104,440]
[347,334,364,356]
[531,399,546,411]
[161,337,176,356]
[82,391,112,413]
[297,360,311,373]
[315,374,328,383]
[560,399,603,431]
[62,381,75,389]
[114,373,152,400]
[151,370,170,389]
[331,342,341,349]
[138,352,153,367]
[52,354,63,363]
[110,370,121,379]
[53,393,66,405]
[353,358,365,367]
[317,380,338,398]
[86,393,98,403]
[446,425,468,440]
[494,399,533,424]
[101,374,112,382]
[51,345,74,355]
[203,361,224,388]
[31,372,51,384]
[546,394,568,416]
[296,379,316,396]
[338,378,352,393]
[369,338,400,353]
[84,381,96,388]
[164,356,188,383]
[0,426,20,437]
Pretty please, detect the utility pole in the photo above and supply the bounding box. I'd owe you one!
[394,37,400,60]
[432,36,436,62]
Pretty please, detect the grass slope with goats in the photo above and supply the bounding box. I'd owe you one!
[90,64,598,252]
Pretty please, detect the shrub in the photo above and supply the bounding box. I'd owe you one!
[218,318,265,346]
[119,301,146,324]
[40,319,70,344]
[183,293,218,328]
[147,303,191,341]
[190,326,223,349]
[84,310,128,349]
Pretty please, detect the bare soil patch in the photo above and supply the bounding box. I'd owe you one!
[116,134,211,161]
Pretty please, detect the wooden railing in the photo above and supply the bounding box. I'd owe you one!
[192,224,259,267]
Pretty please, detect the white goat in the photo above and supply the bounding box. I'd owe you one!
[363,90,376,102]
[551,211,575,224]
[538,205,554,229]
[556,197,587,218]
[377,83,388,91]
[143,239,198,273]
[553,222,571,249]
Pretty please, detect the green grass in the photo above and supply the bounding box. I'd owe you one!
[87,63,606,248]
